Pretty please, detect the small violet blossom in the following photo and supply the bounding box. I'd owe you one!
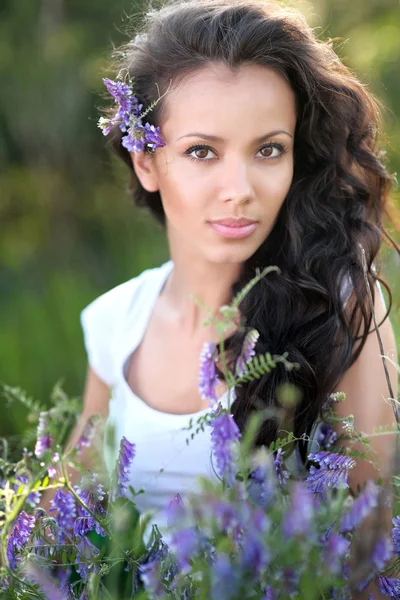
[392,515,400,554]
[210,410,241,485]
[340,480,380,533]
[98,77,165,153]
[306,451,356,494]
[235,329,260,377]
[6,511,35,569]
[34,412,53,458]
[274,448,290,485]
[74,473,106,537]
[198,341,219,405]
[111,436,136,501]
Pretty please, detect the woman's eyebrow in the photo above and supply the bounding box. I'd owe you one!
[176,130,293,142]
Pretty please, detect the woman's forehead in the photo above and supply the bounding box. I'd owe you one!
[162,63,297,138]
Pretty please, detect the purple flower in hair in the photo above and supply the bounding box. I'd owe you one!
[198,342,219,405]
[6,511,35,569]
[99,76,165,153]
[274,448,290,485]
[35,412,53,458]
[210,410,241,485]
[306,451,356,494]
[111,436,136,501]
[235,329,259,377]
[144,122,166,151]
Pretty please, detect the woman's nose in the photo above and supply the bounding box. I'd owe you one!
[219,161,255,205]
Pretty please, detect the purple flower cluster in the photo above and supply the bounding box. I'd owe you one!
[235,329,260,377]
[74,473,106,537]
[210,410,241,485]
[283,482,318,538]
[76,416,96,455]
[98,77,165,153]
[6,511,35,569]
[274,448,290,485]
[340,480,380,533]
[198,341,219,405]
[34,412,53,458]
[49,489,77,542]
[306,451,356,494]
[111,436,136,501]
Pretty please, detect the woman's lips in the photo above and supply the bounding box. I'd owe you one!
[208,221,258,239]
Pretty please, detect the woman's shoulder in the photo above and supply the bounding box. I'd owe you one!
[79,259,172,386]
[81,260,172,320]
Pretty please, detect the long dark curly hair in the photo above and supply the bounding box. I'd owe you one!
[102,0,399,464]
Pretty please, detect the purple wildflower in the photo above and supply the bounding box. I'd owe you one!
[140,560,165,597]
[198,342,219,405]
[35,412,53,458]
[75,535,100,583]
[112,436,136,500]
[169,527,199,572]
[371,536,393,572]
[307,451,356,494]
[239,508,270,576]
[14,474,41,507]
[23,562,65,600]
[121,127,146,153]
[274,448,290,485]
[214,500,238,531]
[77,417,96,455]
[283,482,317,538]
[49,489,76,542]
[74,473,106,537]
[323,533,350,575]
[340,480,380,533]
[235,329,259,377]
[211,554,239,599]
[48,452,60,478]
[143,122,166,151]
[247,453,276,509]
[6,511,35,569]
[314,421,338,450]
[392,515,400,553]
[210,410,241,485]
[264,588,278,600]
[378,575,400,597]
[166,493,185,527]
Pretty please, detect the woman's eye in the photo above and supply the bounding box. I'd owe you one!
[186,146,215,160]
[257,143,287,159]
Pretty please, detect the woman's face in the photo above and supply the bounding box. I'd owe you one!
[133,62,297,265]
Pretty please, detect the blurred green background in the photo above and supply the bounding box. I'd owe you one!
[1,0,399,437]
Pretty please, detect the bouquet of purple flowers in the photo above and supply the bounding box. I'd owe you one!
[1,267,399,600]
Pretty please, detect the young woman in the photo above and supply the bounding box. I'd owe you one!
[69,0,398,562]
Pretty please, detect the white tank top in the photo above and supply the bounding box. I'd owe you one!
[80,259,385,537]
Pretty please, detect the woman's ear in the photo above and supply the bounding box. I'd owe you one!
[130,151,159,193]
